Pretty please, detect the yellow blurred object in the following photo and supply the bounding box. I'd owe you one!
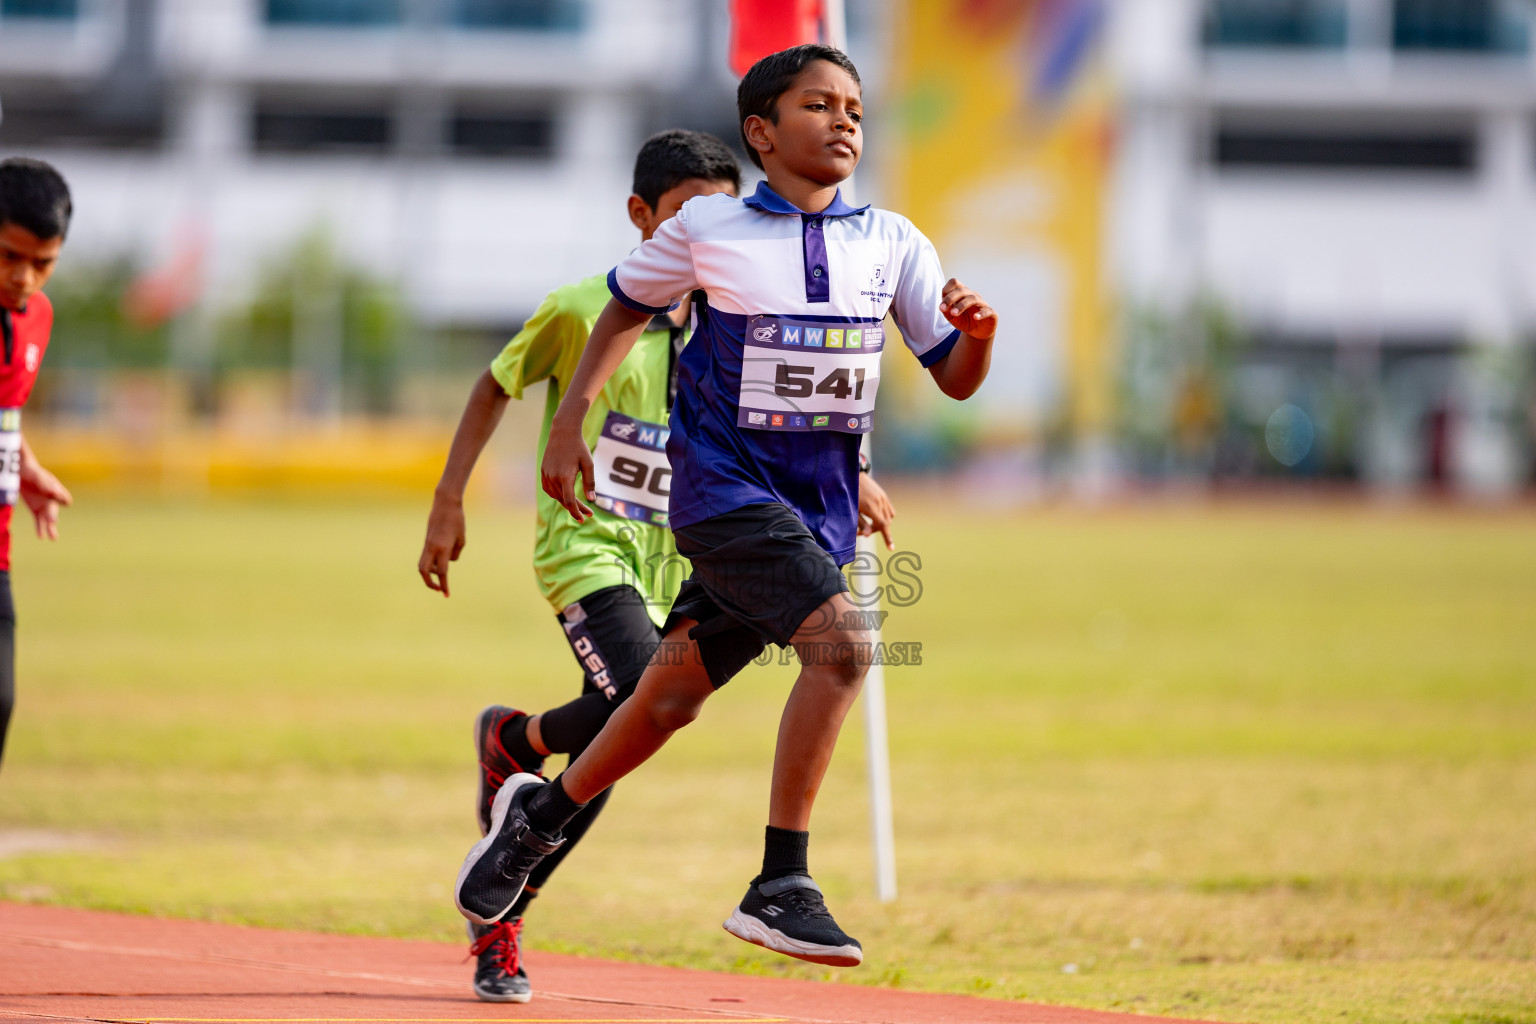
[887,0,1113,436]
[25,423,453,496]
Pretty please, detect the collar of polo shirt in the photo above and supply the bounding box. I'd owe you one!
[742,181,870,218]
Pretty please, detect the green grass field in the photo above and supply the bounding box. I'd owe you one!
[1,492,1533,1023]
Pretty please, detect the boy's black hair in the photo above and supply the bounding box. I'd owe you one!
[0,158,73,240]
[737,44,861,171]
[632,130,742,211]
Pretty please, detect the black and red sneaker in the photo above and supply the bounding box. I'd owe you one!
[474,705,544,836]
[468,918,531,1003]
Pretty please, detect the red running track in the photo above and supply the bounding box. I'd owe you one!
[0,903,1208,1024]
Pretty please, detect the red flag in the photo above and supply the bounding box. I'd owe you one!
[728,0,824,78]
[123,225,205,330]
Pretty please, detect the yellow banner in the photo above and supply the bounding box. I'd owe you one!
[886,0,1112,437]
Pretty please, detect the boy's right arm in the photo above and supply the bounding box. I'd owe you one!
[540,298,652,523]
[543,201,699,521]
[418,369,511,597]
[18,435,72,541]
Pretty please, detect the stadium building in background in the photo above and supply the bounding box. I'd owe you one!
[1112,0,1536,492]
[0,0,753,326]
[1,0,1532,493]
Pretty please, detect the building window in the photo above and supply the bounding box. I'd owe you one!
[1214,123,1477,172]
[264,0,399,26]
[261,0,583,29]
[0,0,79,16]
[449,109,555,157]
[1203,0,1348,48]
[254,104,393,153]
[451,0,583,30]
[0,91,163,148]
[1393,0,1529,53]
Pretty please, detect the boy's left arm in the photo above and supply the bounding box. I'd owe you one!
[18,435,72,541]
[928,278,998,400]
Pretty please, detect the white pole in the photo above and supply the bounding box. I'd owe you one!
[858,532,899,903]
[823,0,897,904]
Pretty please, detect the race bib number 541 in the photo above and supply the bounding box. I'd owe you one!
[737,315,883,434]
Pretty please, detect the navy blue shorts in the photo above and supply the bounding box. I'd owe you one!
[666,503,849,688]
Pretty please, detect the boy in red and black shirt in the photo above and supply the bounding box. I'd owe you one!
[0,157,75,771]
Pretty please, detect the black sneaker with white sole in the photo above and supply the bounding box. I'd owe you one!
[469,919,531,1003]
[722,874,863,967]
[454,773,563,925]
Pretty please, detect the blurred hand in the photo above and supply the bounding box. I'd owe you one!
[540,419,595,524]
[939,278,998,341]
[19,458,71,542]
[418,494,466,597]
[857,472,895,550]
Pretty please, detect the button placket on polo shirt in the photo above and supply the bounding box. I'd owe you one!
[802,213,830,304]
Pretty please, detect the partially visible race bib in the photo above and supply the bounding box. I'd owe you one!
[591,410,671,528]
[0,408,19,506]
[737,315,883,434]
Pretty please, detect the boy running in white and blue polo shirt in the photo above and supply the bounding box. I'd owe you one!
[421,131,742,1002]
[455,43,998,967]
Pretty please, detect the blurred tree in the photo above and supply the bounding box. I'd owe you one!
[1116,296,1245,479]
[218,228,406,416]
[43,257,172,370]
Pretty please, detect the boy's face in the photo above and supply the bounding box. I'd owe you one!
[628,177,739,241]
[0,222,64,312]
[748,60,862,185]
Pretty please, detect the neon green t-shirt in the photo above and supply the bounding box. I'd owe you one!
[490,273,687,624]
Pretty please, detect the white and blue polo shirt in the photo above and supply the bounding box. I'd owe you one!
[607,180,961,564]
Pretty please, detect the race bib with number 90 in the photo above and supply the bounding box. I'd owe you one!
[591,410,671,528]
[737,315,883,434]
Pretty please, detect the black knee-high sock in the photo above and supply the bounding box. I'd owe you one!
[537,690,617,755]
[758,826,810,883]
